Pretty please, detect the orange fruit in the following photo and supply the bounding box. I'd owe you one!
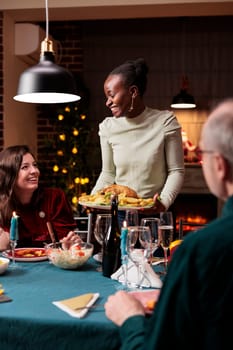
[169,239,183,250]
[168,239,183,262]
[146,299,157,311]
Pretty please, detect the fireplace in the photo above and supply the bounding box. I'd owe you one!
[172,164,220,238]
[173,193,218,236]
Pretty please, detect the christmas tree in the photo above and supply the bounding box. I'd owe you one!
[52,103,92,208]
[40,101,99,213]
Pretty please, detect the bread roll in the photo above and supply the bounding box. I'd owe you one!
[100,184,138,198]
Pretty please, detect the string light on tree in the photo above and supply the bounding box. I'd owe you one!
[53,165,59,172]
[72,146,78,154]
[72,196,79,206]
[73,128,79,136]
[59,133,66,141]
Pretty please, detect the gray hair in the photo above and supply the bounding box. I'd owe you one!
[203,98,233,174]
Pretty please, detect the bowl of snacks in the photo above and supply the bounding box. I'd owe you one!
[45,242,94,270]
[0,257,10,275]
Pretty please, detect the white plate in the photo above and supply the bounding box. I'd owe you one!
[2,248,48,262]
[79,201,153,211]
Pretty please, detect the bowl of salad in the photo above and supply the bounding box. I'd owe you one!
[45,242,94,270]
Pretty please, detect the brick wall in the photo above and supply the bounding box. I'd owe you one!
[0,12,3,149]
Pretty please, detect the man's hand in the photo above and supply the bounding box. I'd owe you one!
[104,290,145,326]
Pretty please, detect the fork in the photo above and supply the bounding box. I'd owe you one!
[73,303,104,311]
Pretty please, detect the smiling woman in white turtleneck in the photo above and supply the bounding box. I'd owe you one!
[91,58,184,212]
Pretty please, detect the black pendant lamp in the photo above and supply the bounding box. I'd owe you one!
[13,0,80,104]
[170,18,196,110]
[171,75,196,109]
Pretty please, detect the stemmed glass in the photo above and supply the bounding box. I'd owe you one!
[127,226,150,289]
[140,217,160,264]
[9,238,18,269]
[93,213,111,271]
[158,212,174,273]
[125,210,139,226]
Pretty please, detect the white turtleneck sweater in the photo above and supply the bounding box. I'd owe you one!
[91,107,184,209]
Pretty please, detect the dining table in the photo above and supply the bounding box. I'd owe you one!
[0,255,122,350]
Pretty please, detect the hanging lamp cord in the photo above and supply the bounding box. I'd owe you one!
[45,0,49,39]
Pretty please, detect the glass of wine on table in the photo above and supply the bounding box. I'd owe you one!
[158,212,174,274]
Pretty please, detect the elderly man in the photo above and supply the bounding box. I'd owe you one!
[104,98,233,350]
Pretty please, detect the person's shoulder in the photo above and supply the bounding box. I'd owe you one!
[100,116,116,127]
[99,116,120,135]
[146,107,175,120]
[146,107,180,128]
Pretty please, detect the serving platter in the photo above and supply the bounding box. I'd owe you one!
[2,248,48,262]
[79,201,154,211]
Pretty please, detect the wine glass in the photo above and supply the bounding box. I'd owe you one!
[140,217,160,264]
[125,210,139,252]
[125,210,139,226]
[127,226,150,289]
[158,212,174,273]
[93,214,111,270]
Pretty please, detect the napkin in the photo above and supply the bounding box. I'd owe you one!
[111,260,163,289]
[53,293,100,318]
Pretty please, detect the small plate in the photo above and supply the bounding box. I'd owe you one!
[2,248,48,262]
[79,201,153,211]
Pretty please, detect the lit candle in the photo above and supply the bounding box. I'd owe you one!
[10,212,19,241]
[120,220,128,258]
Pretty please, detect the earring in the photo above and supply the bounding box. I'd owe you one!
[128,96,134,112]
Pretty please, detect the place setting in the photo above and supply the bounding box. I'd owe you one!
[111,224,163,289]
[52,292,100,318]
[1,213,48,268]
[2,247,47,262]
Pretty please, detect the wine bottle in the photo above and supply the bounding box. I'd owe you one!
[102,194,121,277]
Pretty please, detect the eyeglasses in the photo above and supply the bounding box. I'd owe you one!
[196,149,215,162]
